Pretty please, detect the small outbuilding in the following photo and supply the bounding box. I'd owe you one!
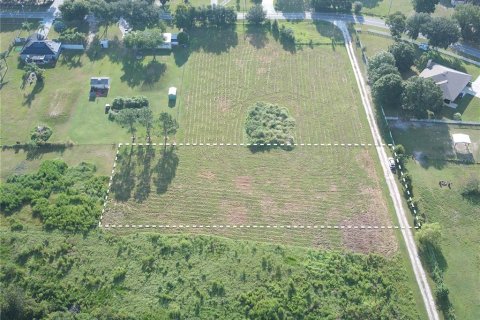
[168,87,177,100]
[452,133,471,148]
[90,77,110,98]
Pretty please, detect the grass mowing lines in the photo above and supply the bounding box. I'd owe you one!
[104,145,398,253]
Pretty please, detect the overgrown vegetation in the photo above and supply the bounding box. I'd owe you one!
[0,232,420,319]
[111,96,149,110]
[173,4,237,30]
[0,160,107,232]
[245,102,295,147]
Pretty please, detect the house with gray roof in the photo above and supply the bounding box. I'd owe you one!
[20,40,62,64]
[419,61,472,104]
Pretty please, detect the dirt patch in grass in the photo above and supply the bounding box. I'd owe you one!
[355,149,377,181]
[48,89,69,118]
[234,176,253,194]
[216,96,232,113]
[340,187,397,257]
[198,170,216,181]
[221,199,248,224]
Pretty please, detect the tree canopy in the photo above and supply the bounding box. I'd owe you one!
[405,13,431,40]
[372,74,404,109]
[402,76,444,118]
[412,0,439,13]
[246,4,267,25]
[388,42,416,72]
[453,4,480,42]
[31,125,53,144]
[157,112,179,149]
[422,17,460,49]
[368,63,401,84]
[368,51,396,71]
[59,0,90,21]
[124,28,165,59]
[386,11,407,39]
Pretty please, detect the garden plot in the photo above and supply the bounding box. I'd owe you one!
[178,28,373,144]
[103,145,397,253]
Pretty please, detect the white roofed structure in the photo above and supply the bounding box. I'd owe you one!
[452,133,471,146]
[420,62,472,102]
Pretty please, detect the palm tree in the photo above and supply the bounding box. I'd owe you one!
[21,21,34,37]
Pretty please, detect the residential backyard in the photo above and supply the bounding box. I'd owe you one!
[391,123,480,320]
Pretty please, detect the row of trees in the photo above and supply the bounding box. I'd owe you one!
[60,0,164,31]
[387,11,460,49]
[174,4,237,30]
[310,0,354,12]
[369,50,443,118]
[113,108,178,147]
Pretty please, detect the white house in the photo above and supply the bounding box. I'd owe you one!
[158,33,179,50]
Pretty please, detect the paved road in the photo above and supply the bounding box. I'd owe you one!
[336,19,440,320]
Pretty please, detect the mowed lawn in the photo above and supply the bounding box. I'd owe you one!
[104,145,398,253]
[1,23,372,145]
[391,123,480,320]
[179,26,372,143]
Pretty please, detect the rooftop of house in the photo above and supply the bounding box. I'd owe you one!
[21,40,61,56]
[419,61,472,101]
[90,77,111,86]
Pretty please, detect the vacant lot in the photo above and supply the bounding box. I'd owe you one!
[391,123,480,319]
[104,145,397,253]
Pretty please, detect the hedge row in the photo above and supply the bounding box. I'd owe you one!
[111,96,149,110]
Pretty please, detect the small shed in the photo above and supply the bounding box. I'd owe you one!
[168,87,177,100]
[90,77,111,89]
[452,133,471,147]
[100,39,109,49]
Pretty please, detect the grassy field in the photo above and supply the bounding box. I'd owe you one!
[104,145,398,253]
[0,231,421,319]
[390,123,480,320]
[0,18,41,52]
[1,23,372,145]
[180,25,371,143]
[360,0,453,18]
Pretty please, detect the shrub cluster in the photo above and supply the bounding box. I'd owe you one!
[111,96,149,110]
[57,28,86,45]
[279,25,295,43]
[245,102,295,147]
[174,4,237,30]
[0,160,107,232]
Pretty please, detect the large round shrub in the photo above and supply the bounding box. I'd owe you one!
[53,21,67,33]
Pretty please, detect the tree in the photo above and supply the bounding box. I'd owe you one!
[368,51,396,71]
[157,112,178,150]
[119,0,164,31]
[402,76,443,118]
[21,21,34,37]
[22,63,45,87]
[422,17,460,49]
[412,0,439,13]
[138,108,154,142]
[174,4,196,30]
[115,109,140,141]
[388,42,415,72]
[246,4,267,25]
[124,28,165,60]
[353,1,363,14]
[372,74,404,108]
[59,0,90,22]
[31,125,53,144]
[405,13,431,40]
[386,11,406,39]
[453,4,480,42]
[368,63,401,84]
[0,51,8,84]
[87,0,118,37]
[415,222,442,251]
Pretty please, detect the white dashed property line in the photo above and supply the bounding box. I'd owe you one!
[98,144,121,227]
[117,142,394,147]
[102,224,418,230]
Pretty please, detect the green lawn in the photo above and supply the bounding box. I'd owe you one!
[0,18,41,52]
[391,123,480,320]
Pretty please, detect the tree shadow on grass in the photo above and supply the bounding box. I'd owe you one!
[172,46,190,67]
[59,51,83,69]
[22,80,44,107]
[111,146,136,201]
[246,25,269,49]
[134,145,155,203]
[2,143,71,160]
[154,146,179,194]
[189,27,238,54]
[313,20,345,44]
[121,59,166,88]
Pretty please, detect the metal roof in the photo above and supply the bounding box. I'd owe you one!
[21,40,61,56]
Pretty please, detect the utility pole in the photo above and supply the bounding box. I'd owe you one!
[388,0,393,16]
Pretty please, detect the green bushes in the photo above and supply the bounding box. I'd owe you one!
[111,96,149,110]
[0,160,107,232]
[245,102,296,147]
[279,25,295,43]
[30,125,53,144]
[173,4,237,30]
